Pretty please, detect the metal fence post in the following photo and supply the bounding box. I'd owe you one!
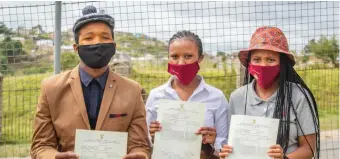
[54,1,62,74]
[0,75,3,140]
[235,60,245,88]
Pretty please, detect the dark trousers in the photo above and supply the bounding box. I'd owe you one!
[201,143,219,159]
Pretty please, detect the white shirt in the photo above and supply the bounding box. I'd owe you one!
[145,75,229,150]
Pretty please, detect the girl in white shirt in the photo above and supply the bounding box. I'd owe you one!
[146,30,229,158]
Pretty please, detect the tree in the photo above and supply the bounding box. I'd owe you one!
[0,22,15,74]
[0,37,26,74]
[0,22,12,35]
[304,35,339,67]
[0,36,25,57]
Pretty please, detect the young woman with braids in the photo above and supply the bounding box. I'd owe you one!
[219,26,320,159]
[145,30,229,158]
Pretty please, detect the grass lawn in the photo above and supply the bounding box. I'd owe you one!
[298,68,339,130]
[319,114,339,131]
[1,73,51,144]
[0,67,338,157]
[0,143,31,157]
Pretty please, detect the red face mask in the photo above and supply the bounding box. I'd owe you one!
[167,61,200,85]
[248,64,280,89]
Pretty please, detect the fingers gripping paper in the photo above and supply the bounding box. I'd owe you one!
[227,115,279,159]
[152,99,206,159]
[75,129,128,159]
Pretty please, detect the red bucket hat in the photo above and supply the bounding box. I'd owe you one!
[239,26,295,66]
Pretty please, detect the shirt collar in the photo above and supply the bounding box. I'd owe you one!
[79,67,109,89]
[248,80,278,106]
[164,75,208,98]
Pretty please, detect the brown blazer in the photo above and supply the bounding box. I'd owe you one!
[31,66,150,159]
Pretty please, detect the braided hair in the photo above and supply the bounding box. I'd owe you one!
[168,30,203,57]
[244,52,320,158]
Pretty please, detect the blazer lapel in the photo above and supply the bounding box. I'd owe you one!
[68,65,91,129]
[95,70,117,130]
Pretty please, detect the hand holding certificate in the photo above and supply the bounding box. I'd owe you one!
[152,99,206,159]
[75,129,128,159]
[226,115,279,159]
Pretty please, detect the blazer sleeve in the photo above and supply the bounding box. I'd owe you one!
[30,79,59,159]
[127,84,151,159]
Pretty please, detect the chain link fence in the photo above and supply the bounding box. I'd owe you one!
[0,1,338,158]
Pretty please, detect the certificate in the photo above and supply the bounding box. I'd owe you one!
[227,115,279,159]
[152,99,206,159]
[74,129,128,159]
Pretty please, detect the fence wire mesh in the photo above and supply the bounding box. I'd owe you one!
[0,1,338,159]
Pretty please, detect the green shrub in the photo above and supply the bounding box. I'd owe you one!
[61,52,79,71]
[23,64,53,75]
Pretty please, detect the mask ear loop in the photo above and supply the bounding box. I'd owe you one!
[244,69,251,115]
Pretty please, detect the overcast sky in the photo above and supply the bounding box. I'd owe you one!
[0,1,339,55]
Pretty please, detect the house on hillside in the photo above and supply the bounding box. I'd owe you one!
[116,31,133,37]
[49,33,54,39]
[306,56,324,65]
[111,52,132,66]
[133,33,142,38]
[12,37,25,43]
[131,54,156,63]
[133,33,152,40]
[61,45,74,52]
[119,42,131,48]
[110,52,132,76]
[17,25,45,36]
[31,25,45,35]
[36,39,54,54]
[141,40,157,46]
[36,39,53,47]
[17,27,31,36]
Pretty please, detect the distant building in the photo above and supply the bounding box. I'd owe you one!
[61,45,74,52]
[12,37,25,42]
[133,33,142,38]
[119,42,131,48]
[111,53,132,66]
[110,52,132,76]
[141,40,156,46]
[131,54,156,62]
[306,56,324,65]
[31,25,45,34]
[36,39,54,47]
[49,33,54,39]
[36,39,54,54]
[17,27,31,36]
[17,25,45,36]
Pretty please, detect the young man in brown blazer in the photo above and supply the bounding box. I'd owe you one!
[31,6,150,159]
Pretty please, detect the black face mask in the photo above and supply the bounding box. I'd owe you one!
[78,43,116,69]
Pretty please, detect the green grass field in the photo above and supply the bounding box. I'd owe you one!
[298,68,339,118]
[0,67,338,157]
[0,143,31,157]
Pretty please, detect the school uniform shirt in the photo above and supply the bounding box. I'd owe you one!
[228,80,317,154]
[145,75,229,151]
